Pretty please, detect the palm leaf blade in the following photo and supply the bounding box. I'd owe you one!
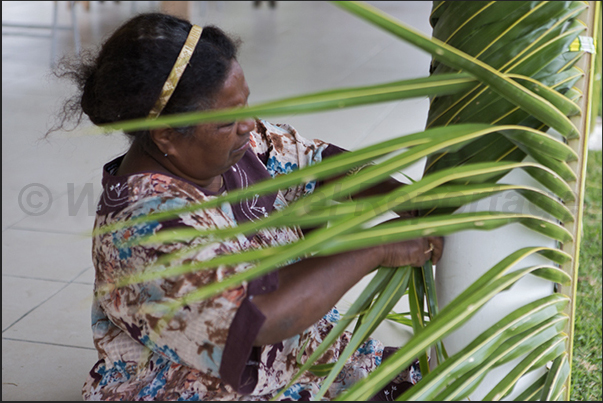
[483,334,568,400]
[434,314,569,400]
[334,249,570,400]
[539,353,571,401]
[99,74,476,134]
[401,295,569,400]
[315,268,411,399]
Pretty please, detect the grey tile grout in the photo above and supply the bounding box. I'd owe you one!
[2,265,93,283]
[2,265,94,333]
[2,337,96,351]
[2,281,71,334]
[2,273,71,284]
[336,37,397,85]
[72,280,94,285]
[3,215,30,231]
[7,225,91,236]
[71,265,95,285]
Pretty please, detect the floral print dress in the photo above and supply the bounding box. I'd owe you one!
[82,120,420,401]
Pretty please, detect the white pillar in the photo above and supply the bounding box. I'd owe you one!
[434,159,557,400]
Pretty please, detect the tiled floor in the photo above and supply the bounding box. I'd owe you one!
[2,1,601,401]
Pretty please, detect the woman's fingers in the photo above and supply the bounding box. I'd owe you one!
[427,236,444,264]
[411,238,431,267]
[379,236,444,268]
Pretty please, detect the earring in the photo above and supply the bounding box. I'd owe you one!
[164,153,168,157]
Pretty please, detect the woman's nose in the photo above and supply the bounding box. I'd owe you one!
[237,118,255,135]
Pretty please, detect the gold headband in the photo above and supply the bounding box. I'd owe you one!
[148,25,203,119]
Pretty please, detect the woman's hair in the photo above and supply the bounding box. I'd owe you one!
[51,13,240,140]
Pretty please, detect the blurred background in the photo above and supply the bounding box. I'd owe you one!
[2,1,601,400]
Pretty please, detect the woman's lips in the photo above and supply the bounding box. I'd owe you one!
[233,140,250,153]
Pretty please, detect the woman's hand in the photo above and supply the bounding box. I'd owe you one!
[253,236,444,345]
[379,236,444,267]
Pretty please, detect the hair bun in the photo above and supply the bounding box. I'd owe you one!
[81,70,105,124]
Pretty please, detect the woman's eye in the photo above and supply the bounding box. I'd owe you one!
[220,122,236,129]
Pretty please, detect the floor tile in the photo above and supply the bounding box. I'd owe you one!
[2,228,93,282]
[1,339,97,401]
[3,282,95,349]
[10,179,101,235]
[1,193,30,231]
[72,266,94,285]
[2,131,128,230]
[2,276,67,331]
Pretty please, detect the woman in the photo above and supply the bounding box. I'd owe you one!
[57,13,443,401]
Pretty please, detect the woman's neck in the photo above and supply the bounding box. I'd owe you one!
[115,141,163,177]
[115,141,224,192]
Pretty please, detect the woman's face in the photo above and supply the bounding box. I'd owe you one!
[164,60,255,187]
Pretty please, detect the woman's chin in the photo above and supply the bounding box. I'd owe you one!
[228,149,248,167]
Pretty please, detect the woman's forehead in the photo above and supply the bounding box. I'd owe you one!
[214,62,250,107]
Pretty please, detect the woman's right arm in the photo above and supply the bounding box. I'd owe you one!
[251,236,443,346]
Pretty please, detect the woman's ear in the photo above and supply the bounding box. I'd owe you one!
[149,128,178,156]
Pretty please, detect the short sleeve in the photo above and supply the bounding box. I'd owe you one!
[219,272,279,392]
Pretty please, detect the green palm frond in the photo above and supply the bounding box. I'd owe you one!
[99,73,477,134]
[334,247,572,400]
[402,298,569,400]
[93,1,599,400]
[314,267,412,400]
